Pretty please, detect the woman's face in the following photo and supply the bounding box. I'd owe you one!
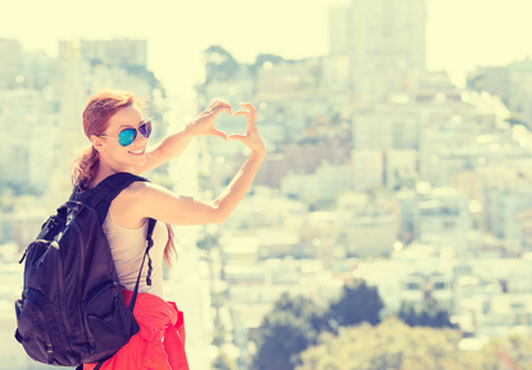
[91,103,149,171]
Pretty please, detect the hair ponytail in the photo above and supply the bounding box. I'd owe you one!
[74,88,178,266]
[71,145,99,190]
[71,143,178,266]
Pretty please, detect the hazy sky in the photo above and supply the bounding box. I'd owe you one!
[1,0,531,94]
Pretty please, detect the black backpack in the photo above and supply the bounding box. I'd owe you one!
[14,172,157,369]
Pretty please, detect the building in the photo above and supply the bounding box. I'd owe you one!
[329,0,426,104]
[59,38,148,67]
[0,38,23,88]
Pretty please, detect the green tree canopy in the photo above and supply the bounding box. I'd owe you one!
[328,279,384,327]
[297,318,490,370]
[253,310,313,370]
[481,332,532,369]
[252,292,335,370]
[212,350,237,370]
[398,299,457,329]
[273,292,337,337]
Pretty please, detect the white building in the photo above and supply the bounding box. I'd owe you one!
[336,201,399,257]
[351,150,384,190]
[329,0,426,103]
[280,160,353,203]
[385,149,418,190]
[0,38,23,88]
[479,164,532,249]
[59,38,148,67]
[353,245,454,316]
[454,258,532,337]
[397,186,475,253]
[320,54,351,93]
[352,102,421,150]
[0,88,57,192]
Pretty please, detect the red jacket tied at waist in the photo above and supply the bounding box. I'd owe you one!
[83,288,189,370]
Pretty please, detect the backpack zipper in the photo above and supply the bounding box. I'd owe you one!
[40,307,54,360]
[28,298,54,363]
[71,220,96,351]
[54,231,76,357]
[18,248,28,264]
[18,238,54,265]
[33,244,53,268]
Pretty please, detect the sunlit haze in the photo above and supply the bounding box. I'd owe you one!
[1,0,532,94]
[5,1,532,369]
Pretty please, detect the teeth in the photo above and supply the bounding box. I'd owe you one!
[130,149,144,154]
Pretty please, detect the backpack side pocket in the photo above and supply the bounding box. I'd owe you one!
[81,282,135,362]
[15,296,54,364]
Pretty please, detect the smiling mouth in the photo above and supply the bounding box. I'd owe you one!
[129,149,145,155]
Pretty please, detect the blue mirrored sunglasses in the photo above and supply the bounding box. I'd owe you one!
[98,120,152,147]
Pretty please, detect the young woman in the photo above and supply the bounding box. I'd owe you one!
[74,89,266,369]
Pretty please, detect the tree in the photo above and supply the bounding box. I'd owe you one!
[212,350,237,370]
[328,279,384,327]
[252,293,335,370]
[253,310,312,370]
[297,318,490,370]
[202,44,239,82]
[196,231,220,251]
[480,332,532,369]
[273,293,337,338]
[398,299,457,329]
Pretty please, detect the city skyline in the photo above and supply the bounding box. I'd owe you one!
[1,0,532,95]
[3,2,532,368]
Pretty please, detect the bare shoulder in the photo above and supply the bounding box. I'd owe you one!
[108,181,152,228]
[125,180,183,199]
[119,180,222,226]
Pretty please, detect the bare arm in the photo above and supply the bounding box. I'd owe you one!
[129,102,267,226]
[136,125,196,174]
[213,150,265,220]
[136,99,232,174]
[130,149,265,225]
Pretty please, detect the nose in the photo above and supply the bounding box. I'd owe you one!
[129,129,147,148]
[137,133,148,144]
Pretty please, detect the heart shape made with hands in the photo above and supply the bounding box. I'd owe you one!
[206,102,257,142]
[219,114,251,141]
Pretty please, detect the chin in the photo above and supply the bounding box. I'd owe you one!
[121,154,146,169]
[132,156,147,166]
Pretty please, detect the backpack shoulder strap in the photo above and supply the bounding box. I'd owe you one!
[73,172,150,225]
[128,217,156,312]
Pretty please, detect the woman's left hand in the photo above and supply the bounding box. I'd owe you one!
[186,99,233,140]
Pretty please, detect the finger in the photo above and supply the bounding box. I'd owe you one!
[217,103,232,113]
[205,101,230,113]
[206,104,231,117]
[240,102,256,112]
[240,103,257,120]
[228,134,246,141]
[206,103,222,112]
[213,98,230,105]
[213,129,228,141]
[207,100,220,109]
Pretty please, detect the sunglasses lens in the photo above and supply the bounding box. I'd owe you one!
[139,121,152,138]
[118,128,137,146]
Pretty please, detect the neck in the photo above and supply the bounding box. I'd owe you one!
[90,157,137,189]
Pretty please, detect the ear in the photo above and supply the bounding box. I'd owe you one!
[90,134,105,153]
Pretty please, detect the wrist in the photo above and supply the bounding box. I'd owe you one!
[251,148,267,159]
[184,121,199,138]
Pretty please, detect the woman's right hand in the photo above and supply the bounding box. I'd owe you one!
[229,103,267,155]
